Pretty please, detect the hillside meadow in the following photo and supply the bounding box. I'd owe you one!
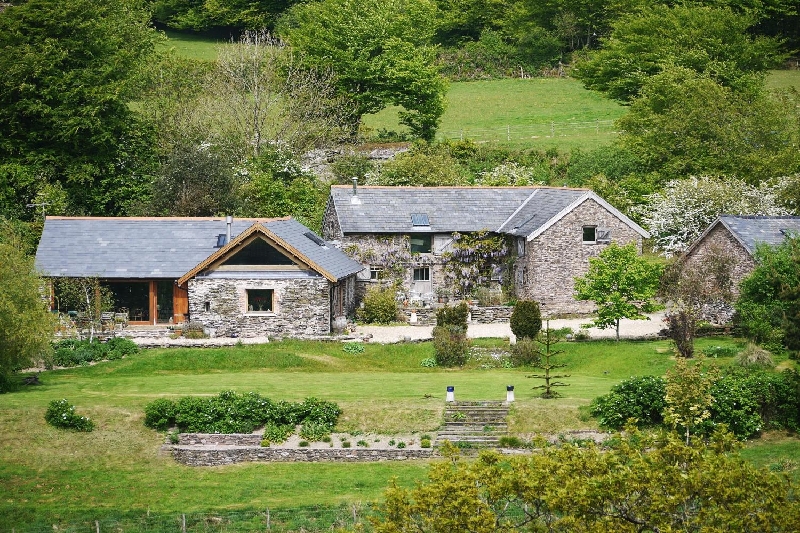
[160,30,800,152]
[1,336,798,531]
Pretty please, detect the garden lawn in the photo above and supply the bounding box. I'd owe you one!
[0,336,796,529]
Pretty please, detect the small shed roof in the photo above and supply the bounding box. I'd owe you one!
[35,217,362,281]
[717,215,800,255]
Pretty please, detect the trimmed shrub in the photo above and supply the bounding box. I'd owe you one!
[589,376,667,430]
[436,302,469,329]
[510,337,540,367]
[147,392,341,434]
[433,325,469,367]
[107,337,139,359]
[359,286,398,324]
[510,300,542,340]
[143,398,177,431]
[44,399,94,432]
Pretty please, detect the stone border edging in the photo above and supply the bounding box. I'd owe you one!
[168,445,439,466]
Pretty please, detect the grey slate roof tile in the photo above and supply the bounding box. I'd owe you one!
[720,215,800,254]
[330,185,591,235]
[35,217,362,281]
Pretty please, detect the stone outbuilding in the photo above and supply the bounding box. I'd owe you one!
[35,216,363,338]
[323,185,649,315]
[683,215,800,296]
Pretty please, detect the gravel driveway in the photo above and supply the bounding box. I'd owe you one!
[355,312,667,344]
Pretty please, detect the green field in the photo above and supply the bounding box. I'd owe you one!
[158,30,800,151]
[363,78,627,150]
[0,336,797,531]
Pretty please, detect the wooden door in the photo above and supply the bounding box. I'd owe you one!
[173,284,188,324]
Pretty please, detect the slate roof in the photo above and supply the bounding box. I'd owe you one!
[329,186,538,233]
[329,185,648,238]
[35,217,362,281]
[717,215,800,255]
[498,188,588,237]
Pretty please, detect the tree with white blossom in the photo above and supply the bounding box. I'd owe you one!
[637,176,789,257]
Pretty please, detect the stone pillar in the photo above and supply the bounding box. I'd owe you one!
[506,385,515,403]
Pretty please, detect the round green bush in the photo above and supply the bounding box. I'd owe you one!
[510,300,542,340]
[589,376,667,430]
[358,286,398,324]
[436,302,469,329]
[143,398,177,431]
[44,399,95,432]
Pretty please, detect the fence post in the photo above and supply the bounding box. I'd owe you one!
[596,119,600,133]
[459,129,463,141]
[550,122,555,137]
[266,508,271,531]
[182,514,186,533]
[96,520,100,533]
[507,125,510,141]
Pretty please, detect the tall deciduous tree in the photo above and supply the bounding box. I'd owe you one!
[0,227,54,389]
[617,68,800,186]
[574,5,784,103]
[574,242,662,340]
[278,0,448,141]
[0,0,160,218]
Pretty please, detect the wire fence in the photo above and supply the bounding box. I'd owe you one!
[1,505,378,533]
[436,119,618,143]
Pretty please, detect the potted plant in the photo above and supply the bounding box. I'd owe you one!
[436,287,451,303]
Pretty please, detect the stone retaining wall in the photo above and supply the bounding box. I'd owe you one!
[399,306,513,326]
[169,445,438,466]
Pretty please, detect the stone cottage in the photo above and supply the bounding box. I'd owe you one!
[35,216,362,338]
[323,184,649,315]
[683,215,800,296]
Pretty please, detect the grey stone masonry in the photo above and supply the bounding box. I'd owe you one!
[169,445,438,466]
[515,198,642,316]
[188,277,331,338]
[683,222,755,298]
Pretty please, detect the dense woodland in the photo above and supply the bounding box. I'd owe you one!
[1,0,799,250]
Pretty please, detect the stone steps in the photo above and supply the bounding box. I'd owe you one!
[436,401,509,447]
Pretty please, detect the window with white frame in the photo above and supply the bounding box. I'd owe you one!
[247,289,274,312]
[413,267,430,281]
[369,266,385,280]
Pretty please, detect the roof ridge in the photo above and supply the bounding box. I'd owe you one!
[721,215,800,220]
[46,216,290,222]
[330,185,591,191]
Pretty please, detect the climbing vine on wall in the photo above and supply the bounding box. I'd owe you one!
[342,235,413,282]
[443,231,511,297]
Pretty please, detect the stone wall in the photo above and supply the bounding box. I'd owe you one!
[515,198,643,316]
[397,305,512,326]
[682,223,755,298]
[188,277,331,338]
[169,445,438,466]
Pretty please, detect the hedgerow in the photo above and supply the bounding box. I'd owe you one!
[143,391,341,434]
[590,370,800,439]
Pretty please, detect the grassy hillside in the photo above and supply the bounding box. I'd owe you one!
[158,31,800,151]
[0,337,797,531]
[363,77,627,150]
